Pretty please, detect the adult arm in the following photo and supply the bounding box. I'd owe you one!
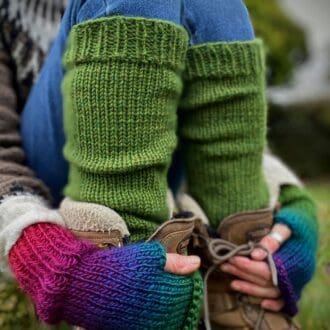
[0,41,51,201]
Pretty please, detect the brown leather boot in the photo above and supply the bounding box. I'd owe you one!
[60,196,200,251]
[66,210,198,254]
[147,211,198,253]
[190,208,299,330]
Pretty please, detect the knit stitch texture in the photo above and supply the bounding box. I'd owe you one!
[9,223,202,329]
[17,0,256,204]
[274,185,319,316]
[62,17,188,242]
[179,40,269,228]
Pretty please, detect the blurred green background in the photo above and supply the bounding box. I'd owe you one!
[1,0,329,329]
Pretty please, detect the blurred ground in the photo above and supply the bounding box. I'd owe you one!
[298,181,330,329]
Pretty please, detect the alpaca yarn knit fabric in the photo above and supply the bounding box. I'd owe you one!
[9,223,202,329]
[179,40,269,228]
[62,17,188,242]
[274,185,319,316]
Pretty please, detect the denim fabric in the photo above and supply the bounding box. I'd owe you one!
[78,0,182,25]
[183,0,255,44]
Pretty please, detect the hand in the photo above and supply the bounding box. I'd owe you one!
[220,223,292,312]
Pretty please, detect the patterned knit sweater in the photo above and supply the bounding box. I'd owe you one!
[0,0,65,200]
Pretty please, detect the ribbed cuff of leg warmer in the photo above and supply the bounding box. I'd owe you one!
[184,39,265,80]
[63,16,189,71]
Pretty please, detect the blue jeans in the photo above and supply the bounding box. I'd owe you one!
[183,0,255,44]
[21,0,255,205]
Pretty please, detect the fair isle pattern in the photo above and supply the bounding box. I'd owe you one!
[5,0,66,52]
[0,0,65,105]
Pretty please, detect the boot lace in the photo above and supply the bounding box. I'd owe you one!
[194,233,278,330]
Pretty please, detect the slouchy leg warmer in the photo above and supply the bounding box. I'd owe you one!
[179,40,269,227]
[62,17,188,241]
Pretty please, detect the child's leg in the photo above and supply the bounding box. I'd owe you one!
[183,0,255,44]
[21,0,182,205]
[77,0,182,24]
[179,0,269,227]
[62,15,188,242]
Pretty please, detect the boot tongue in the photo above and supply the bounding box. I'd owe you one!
[217,208,274,245]
[147,212,198,254]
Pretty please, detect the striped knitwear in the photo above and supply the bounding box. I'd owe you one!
[9,223,202,329]
[179,40,269,228]
[62,17,188,242]
[274,185,319,316]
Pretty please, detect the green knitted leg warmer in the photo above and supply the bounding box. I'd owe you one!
[179,40,269,228]
[62,17,189,242]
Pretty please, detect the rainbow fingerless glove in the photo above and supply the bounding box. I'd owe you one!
[9,223,202,330]
[273,185,319,316]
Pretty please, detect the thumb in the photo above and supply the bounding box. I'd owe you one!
[164,253,201,275]
[251,223,292,261]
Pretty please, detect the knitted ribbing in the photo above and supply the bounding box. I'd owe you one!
[273,185,319,316]
[62,17,189,242]
[9,223,202,329]
[179,40,269,228]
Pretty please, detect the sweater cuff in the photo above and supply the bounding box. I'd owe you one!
[0,194,64,273]
[59,197,130,237]
[263,153,303,209]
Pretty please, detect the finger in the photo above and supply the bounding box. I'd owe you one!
[231,280,281,299]
[261,299,285,312]
[229,256,272,281]
[164,253,200,275]
[220,263,269,286]
[252,224,292,261]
